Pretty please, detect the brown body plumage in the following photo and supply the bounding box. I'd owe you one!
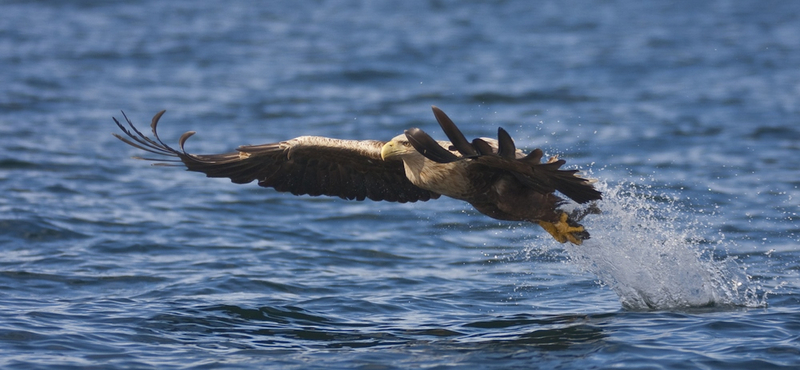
[114,106,601,244]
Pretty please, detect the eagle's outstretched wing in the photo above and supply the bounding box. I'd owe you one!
[113,110,439,203]
[405,106,601,204]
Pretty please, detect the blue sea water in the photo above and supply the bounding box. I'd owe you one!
[1,0,799,368]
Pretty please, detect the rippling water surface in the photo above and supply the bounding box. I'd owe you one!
[1,0,799,369]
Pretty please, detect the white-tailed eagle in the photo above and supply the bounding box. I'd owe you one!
[114,106,601,244]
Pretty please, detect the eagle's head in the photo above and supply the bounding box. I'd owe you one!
[380,134,418,161]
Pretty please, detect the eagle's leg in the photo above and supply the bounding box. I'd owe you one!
[537,212,589,245]
[569,202,602,222]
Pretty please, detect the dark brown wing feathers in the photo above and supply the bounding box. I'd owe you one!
[496,127,516,160]
[431,106,479,158]
[113,111,439,203]
[413,106,602,204]
[404,127,461,163]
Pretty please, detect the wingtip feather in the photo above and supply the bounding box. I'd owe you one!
[430,106,478,157]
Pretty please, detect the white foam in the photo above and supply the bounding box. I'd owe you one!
[534,180,766,310]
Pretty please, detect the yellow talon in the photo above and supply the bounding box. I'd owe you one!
[537,212,587,245]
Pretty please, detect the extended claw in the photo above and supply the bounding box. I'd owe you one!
[537,212,589,245]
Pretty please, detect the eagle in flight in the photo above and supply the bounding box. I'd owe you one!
[114,106,601,244]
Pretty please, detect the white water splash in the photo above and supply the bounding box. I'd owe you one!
[540,180,766,310]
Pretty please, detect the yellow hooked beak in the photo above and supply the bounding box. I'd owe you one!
[380,140,401,161]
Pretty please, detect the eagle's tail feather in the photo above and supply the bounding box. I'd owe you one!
[544,165,603,204]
